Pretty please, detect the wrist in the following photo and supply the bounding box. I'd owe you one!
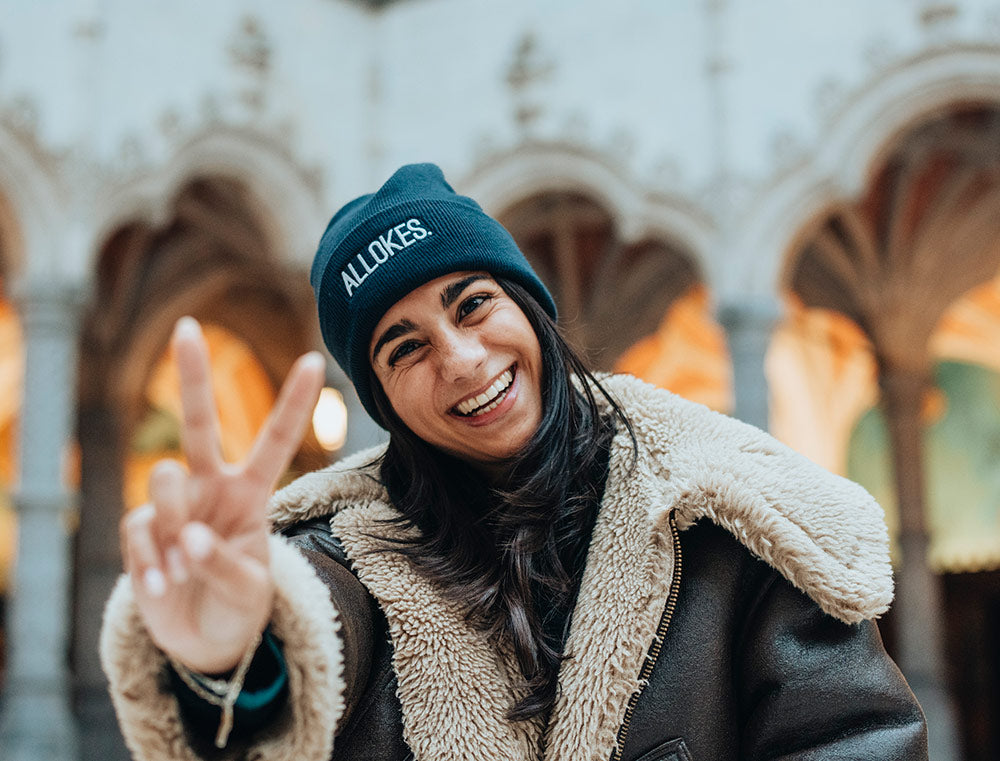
[168,629,265,749]
[166,626,268,676]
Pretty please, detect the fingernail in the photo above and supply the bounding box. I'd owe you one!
[184,524,212,561]
[302,352,325,370]
[175,316,199,338]
[144,567,167,597]
[165,546,189,584]
[133,503,156,522]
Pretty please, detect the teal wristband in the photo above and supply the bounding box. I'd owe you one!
[233,630,288,712]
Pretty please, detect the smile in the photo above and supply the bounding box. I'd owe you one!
[453,366,515,417]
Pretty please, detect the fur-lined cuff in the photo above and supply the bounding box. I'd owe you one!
[99,535,344,761]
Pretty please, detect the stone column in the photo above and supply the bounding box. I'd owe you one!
[880,367,960,761]
[73,401,131,760]
[0,283,82,761]
[718,297,780,431]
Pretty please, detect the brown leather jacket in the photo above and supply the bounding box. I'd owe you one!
[283,513,926,761]
[101,375,927,761]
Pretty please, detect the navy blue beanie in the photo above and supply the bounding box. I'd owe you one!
[311,163,556,425]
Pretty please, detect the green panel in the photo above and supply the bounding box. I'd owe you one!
[131,405,182,453]
[847,360,1000,572]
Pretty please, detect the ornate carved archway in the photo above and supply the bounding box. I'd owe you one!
[787,104,1000,759]
[500,191,699,369]
[498,189,732,413]
[73,174,324,748]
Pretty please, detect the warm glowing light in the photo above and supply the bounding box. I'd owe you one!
[615,285,733,413]
[125,324,276,509]
[313,387,348,451]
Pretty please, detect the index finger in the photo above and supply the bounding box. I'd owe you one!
[173,317,223,474]
[243,351,326,488]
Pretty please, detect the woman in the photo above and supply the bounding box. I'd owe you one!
[102,163,927,760]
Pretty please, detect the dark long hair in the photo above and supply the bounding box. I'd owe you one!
[367,276,635,722]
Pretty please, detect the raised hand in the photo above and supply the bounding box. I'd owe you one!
[121,317,325,674]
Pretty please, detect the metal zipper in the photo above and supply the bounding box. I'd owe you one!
[609,512,683,761]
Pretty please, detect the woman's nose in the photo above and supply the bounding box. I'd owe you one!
[437,332,487,383]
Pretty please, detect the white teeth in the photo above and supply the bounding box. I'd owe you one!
[455,369,514,415]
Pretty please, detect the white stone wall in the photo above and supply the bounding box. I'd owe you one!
[1,0,998,487]
[0,0,998,297]
[1,2,997,758]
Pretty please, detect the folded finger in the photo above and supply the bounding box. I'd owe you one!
[148,459,190,545]
[179,522,271,610]
[124,505,167,598]
[174,317,223,475]
[244,351,325,488]
[164,545,189,585]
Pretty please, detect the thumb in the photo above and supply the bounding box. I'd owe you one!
[179,521,273,617]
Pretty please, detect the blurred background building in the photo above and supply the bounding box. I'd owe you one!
[0,0,998,759]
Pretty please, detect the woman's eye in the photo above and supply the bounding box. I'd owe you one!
[458,294,490,319]
[388,340,421,366]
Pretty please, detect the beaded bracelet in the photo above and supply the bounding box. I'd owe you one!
[168,630,263,748]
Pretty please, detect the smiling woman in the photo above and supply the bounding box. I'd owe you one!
[101,163,928,761]
[369,272,543,465]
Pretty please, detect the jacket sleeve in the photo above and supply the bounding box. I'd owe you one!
[99,533,360,761]
[736,571,928,760]
[168,626,290,746]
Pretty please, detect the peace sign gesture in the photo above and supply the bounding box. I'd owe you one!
[121,317,325,674]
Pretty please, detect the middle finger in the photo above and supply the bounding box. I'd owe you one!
[148,458,190,545]
[124,504,167,598]
[244,351,325,488]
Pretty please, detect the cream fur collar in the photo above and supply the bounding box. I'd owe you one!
[268,374,892,761]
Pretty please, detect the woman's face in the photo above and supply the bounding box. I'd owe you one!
[369,271,544,469]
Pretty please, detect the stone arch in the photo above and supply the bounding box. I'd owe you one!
[789,105,1000,354]
[818,47,1000,200]
[92,126,327,275]
[460,143,716,277]
[72,172,326,746]
[497,191,698,367]
[732,46,1000,299]
[461,143,728,405]
[777,104,1000,519]
[776,101,1000,758]
[493,178,731,411]
[0,122,64,283]
[80,173,325,494]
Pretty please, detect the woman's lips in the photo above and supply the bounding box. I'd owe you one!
[453,366,515,415]
[449,365,520,427]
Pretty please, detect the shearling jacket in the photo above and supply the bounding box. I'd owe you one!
[101,374,928,761]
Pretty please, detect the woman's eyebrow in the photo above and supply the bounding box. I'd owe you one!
[372,319,417,364]
[440,275,489,310]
